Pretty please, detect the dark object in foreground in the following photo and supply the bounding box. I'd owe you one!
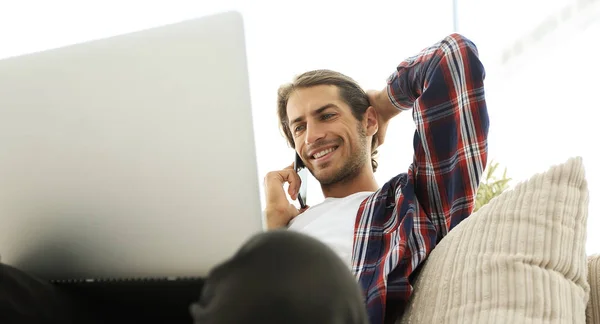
[1,231,368,324]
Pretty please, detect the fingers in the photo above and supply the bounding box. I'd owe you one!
[282,162,302,200]
[286,169,302,200]
[263,161,305,207]
[375,118,389,148]
[263,163,307,229]
[264,169,300,198]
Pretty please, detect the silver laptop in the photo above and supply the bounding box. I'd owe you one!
[0,11,264,281]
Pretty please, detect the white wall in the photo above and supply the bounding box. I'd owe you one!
[458,0,600,254]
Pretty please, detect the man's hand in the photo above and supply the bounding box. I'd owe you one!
[367,88,400,150]
[263,164,309,230]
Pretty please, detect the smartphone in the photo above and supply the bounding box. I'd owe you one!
[294,153,308,209]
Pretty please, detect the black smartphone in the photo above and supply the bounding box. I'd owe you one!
[294,153,308,209]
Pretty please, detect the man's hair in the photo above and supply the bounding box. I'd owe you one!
[277,69,379,172]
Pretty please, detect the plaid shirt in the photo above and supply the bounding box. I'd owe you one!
[351,33,489,324]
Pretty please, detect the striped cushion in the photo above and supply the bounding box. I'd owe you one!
[399,157,590,323]
[588,255,600,324]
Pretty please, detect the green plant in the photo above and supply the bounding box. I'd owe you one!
[474,160,511,212]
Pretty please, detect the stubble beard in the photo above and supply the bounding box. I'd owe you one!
[313,126,369,186]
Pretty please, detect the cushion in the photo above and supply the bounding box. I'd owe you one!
[399,157,590,323]
[588,254,600,324]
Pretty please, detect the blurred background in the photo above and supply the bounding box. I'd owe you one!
[1,0,598,253]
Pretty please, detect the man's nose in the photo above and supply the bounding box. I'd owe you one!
[305,122,326,146]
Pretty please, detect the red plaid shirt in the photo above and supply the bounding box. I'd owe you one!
[351,33,489,323]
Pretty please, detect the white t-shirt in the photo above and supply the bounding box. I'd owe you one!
[287,191,374,267]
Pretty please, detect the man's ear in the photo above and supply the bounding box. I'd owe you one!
[364,106,378,137]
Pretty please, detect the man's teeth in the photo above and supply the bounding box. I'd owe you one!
[313,147,336,159]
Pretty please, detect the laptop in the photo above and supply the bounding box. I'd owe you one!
[0,11,264,282]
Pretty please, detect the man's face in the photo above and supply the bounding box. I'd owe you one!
[287,85,369,185]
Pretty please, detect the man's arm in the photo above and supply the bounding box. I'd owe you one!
[387,33,489,238]
[357,34,488,323]
[356,34,489,323]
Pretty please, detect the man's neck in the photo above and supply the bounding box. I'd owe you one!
[320,168,379,198]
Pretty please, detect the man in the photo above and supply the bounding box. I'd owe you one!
[1,33,488,324]
[261,32,489,323]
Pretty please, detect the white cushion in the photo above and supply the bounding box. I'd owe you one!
[588,254,600,324]
[399,157,590,323]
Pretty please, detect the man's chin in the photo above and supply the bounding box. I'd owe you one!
[313,168,343,186]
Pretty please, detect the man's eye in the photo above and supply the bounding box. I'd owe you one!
[322,113,335,120]
[294,125,306,133]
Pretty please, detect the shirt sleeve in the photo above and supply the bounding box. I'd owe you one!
[387,33,489,240]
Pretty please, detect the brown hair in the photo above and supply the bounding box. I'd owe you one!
[277,69,378,172]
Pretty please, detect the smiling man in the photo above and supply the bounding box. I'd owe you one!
[261,33,490,323]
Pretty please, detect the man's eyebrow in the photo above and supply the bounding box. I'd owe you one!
[289,103,339,126]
